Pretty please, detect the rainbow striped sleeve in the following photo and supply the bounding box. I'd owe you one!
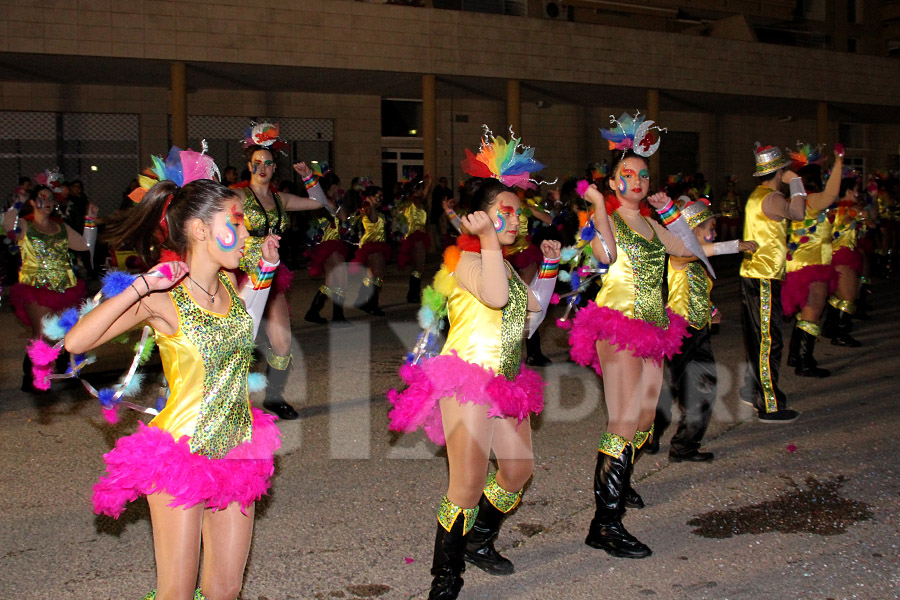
[251,260,278,290]
[538,256,560,279]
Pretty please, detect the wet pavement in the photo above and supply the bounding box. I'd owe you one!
[1,256,899,599]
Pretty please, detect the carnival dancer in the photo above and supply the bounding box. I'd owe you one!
[304,171,356,326]
[233,122,335,420]
[352,185,392,316]
[717,175,742,241]
[782,144,843,376]
[822,174,871,347]
[564,112,719,558]
[739,143,808,422]
[4,171,90,392]
[388,129,558,599]
[66,174,282,600]
[654,200,758,462]
[395,174,432,303]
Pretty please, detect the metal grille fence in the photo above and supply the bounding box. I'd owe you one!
[0,111,140,216]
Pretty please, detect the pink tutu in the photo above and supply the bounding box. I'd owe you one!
[781,264,839,316]
[306,240,351,278]
[832,247,863,273]
[387,352,544,446]
[562,302,688,376]
[10,280,86,327]
[352,241,393,265]
[92,408,281,518]
[508,242,543,271]
[397,231,431,270]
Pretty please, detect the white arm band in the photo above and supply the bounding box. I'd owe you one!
[526,258,559,338]
[307,181,336,215]
[241,259,279,339]
[713,240,740,255]
[789,177,807,199]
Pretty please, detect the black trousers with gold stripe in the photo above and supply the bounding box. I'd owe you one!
[739,277,787,413]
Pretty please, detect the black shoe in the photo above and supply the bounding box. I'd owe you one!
[794,329,830,377]
[795,363,831,377]
[330,299,353,328]
[585,445,652,559]
[356,283,385,316]
[624,487,645,509]
[525,330,552,367]
[264,361,299,420]
[464,495,514,576]
[668,450,715,462]
[757,409,800,423]
[406,274,422,304]
[831,334,862,347]
[430,519,468,600]
[304,290,328,325]
[262,399,299,420]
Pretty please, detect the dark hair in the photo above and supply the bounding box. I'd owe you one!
[360,185,382,200]
[758,170,779,184]
[607,151,649,191]
[798,164,823,194]
[244,145,274,163]
[839,177,859,198]
[320,172,341,193]
[103,179,238,264]
[18,176,31,186]
[465,177,514,213]
[17,184,53,219]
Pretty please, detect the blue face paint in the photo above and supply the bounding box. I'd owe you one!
[216,220,238,252]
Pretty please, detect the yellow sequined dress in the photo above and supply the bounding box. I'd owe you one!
[92,272,282,518]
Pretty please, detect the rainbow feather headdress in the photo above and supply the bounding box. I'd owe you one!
[601,111,666,157]
[128,141,221,203]
[242,121,288,153]
[788,142,826,171]
[460,125,547,189]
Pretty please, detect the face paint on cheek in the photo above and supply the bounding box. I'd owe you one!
[494,211,507,233]
[251,163,259,175]
[618,174,627,193]
[216,221,238,252]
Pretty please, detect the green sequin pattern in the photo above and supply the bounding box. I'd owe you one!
[631,425,654,450]
[21,226,74,292]
[239,189,286,274]
[686,261,712,329]
[484,471,522,513]
[437,496,479,534]
[597,432,628,457]
[499,270,528,379]
[612,212,668,328]
[170,273,254,458]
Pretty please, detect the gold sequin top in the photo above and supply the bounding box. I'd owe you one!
[359,213,387,245]
[740,186,788,280]
[786,204,832,272]
[151,272,255,459]
[442,258,528,379]
[18,223,77,292]
[595,211,668,328]
[830,200,860,251]
[321,216,342,242]
[239,188,286,274]
[719,193,741,219]
[668,260,713,330]
[403,202,427,237]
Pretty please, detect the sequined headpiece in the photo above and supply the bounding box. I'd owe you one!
[788,142,826,172]
[34,168,66,200]
[601,111,666,157]
[128,141,221,203]
[752,142,787,177]
[460,125,547,190]
[242,121,288,154]
[683,199,715,229]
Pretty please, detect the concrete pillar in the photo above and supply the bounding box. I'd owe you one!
[507,79,521,134]
[170,62,187,149]
[817,101,830,146]
[423,74,437,208]
[646,88,660,186]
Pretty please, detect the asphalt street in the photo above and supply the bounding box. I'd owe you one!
[1,256,898,600]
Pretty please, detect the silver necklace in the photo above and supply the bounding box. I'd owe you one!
[187,274,220,305]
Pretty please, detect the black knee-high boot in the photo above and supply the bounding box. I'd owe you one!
[331,289,351,327]
[407,271,422,304]
[585,437,651,558]
[430,498,477,600]
[355,278,385,316]
[525,330,551,366]
[624,427,653,509]
[464,472,521,575]
[832,309,862,347]
[795,322,830,377]
[304,288,329,325]
[786,322,802,367]
[263,353,299,420]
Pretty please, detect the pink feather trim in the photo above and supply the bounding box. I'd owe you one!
[155,263,174,281]
[27,338,61,366]
[576,179,590,198]
[10,280,86,327]
[831,247,863,272]
[102,406,120,425]
[566,302,688,376]
[781,264,839,316]
[387,352,544,446]
[92,408,281,518]
[273,263,294,295]
[352,241,393,265]
[306,240,351,278]
[397,231,431,270]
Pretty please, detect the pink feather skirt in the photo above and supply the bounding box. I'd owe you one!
[351,241,393,265]
[387,352,544,446]
[397,231,431,270]
[92,408,281,518]
[10,280,85,327]
[306,240,351,278]
[781,264,839,316]
[831,246,863,273]
[561,301,688,376]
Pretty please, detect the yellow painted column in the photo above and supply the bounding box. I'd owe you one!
[507,79,521,134]
[171,62,188,149]
[817,101,830,146]
[422,74,437,209]
[646,88,660,186]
